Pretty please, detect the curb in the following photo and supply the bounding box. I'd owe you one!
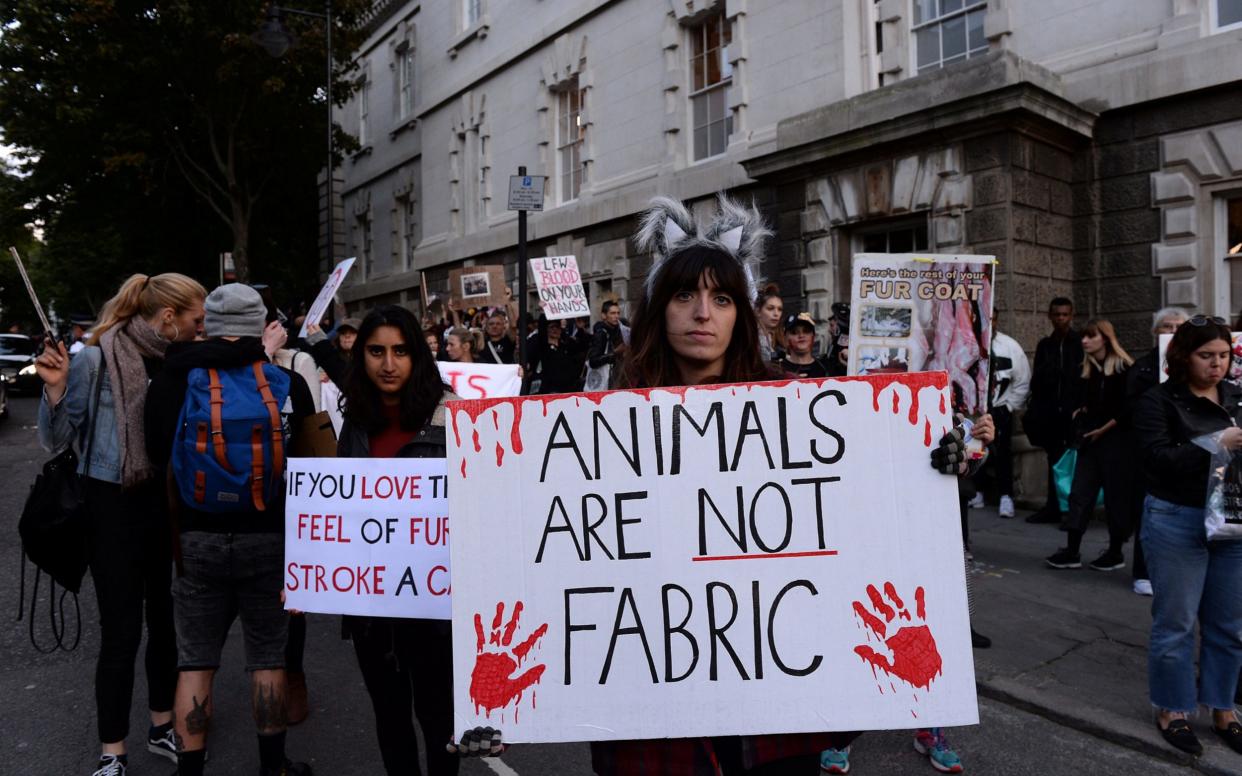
[979,677,1242,775]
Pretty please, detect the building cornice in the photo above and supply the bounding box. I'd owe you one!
[742,50,1097,181]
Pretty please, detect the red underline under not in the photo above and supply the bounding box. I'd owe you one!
[691,550,840,562]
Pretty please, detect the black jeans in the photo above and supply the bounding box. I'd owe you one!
[346,616,458,776]
[84,477,177,744]
[992,407,1014,497]
[1065,432,1132,544]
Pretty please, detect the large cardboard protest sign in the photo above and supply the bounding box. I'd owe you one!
[531,256,591,320]
[450,265,509,309]
[848,254,995,416]
[447,374,977,743]
[299,257,356,338]
[438,362,521,400]
[284,458,451,619]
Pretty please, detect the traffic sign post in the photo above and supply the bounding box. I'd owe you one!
[507,169,545,384]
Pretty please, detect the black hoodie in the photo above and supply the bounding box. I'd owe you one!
[145,337,316,533]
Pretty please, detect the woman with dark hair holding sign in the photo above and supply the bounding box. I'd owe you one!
[581,195,844,775]
[335,305,498,774]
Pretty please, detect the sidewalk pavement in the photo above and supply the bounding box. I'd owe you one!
[969,503,1242,775]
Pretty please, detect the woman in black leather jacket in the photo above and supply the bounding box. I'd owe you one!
[334,306,495,774]
[1132,316,1242,757]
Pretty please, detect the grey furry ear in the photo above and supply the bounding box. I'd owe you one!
[704,195,772,300]
[634,196,697,261]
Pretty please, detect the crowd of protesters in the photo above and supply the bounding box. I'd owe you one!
[22,191,1242,776]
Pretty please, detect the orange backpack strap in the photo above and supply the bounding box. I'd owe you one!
[251,362,286,478]
[250,425,266,511]
[207,369,231,471]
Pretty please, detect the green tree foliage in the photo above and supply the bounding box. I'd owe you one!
[0,0,366,321]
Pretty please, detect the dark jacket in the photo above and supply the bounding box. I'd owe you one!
[1122,346,1163,435]
[145,337,316,533]
[475,335,516,365]
[338,394,453,645]
[1027,332,1084,447]
[1134,380,1242,508]
[1078,366,1128,436]
[306,331,350,388]
[587,320,623,369]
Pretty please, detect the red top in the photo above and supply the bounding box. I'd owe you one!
[368,403,417,458]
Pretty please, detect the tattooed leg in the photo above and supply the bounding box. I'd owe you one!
[173,670,215,751]
[251,669,289,734]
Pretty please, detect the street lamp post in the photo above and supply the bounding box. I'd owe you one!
[255,2,336,273]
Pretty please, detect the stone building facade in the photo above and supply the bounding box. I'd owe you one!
[331,0,1242,500]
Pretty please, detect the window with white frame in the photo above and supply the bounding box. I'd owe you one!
[689,12,733,161]
[913,0,987,74]
[356,211,373,277]
[397,45,414,120]
[556,75,586,203]
[463,0,482,29]
[1215,0,1242,30]
[1226,196,1242,310]
[358,77,371,145]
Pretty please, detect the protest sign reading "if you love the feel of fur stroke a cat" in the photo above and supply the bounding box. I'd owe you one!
[446,373,978,743]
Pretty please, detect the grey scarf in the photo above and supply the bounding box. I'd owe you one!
[100,317,168,487]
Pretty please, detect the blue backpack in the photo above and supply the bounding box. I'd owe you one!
[171,362,292,512]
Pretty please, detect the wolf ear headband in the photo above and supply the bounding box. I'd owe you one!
[634,194,772,301]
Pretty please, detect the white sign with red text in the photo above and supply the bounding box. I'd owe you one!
[438,361,521,400]
[531,255,591,320]
[284,457,451,619]
[447,373,977,743]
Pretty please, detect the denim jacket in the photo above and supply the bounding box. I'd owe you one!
[37,346,122,484]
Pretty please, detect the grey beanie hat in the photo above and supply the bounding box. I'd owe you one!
[204,283,267,338]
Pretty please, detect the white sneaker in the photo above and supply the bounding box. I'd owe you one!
[999,495,1015,518]
[967,493,984,509]
[1133,579,1153,596]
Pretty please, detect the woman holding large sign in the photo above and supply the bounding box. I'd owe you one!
[334,306,495,774]
[580,195,851,775]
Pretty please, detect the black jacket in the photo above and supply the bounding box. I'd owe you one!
[1027,332,1084,447]
[145,337,316,533]
[475,335,516,365]
[338,395,452,645]
[1078,366,1128,435]
[587,321,623,368]
[308,335,350,388]
[1134,380,1242,508]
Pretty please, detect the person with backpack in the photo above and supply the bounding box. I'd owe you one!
[586,300,627,390]
[144,284,316,776]
[34,272,207,776]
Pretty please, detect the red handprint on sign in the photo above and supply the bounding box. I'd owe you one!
[852,582,943,691]
[469,601,549,718]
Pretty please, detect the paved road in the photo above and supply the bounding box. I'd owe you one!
[0,395,1219,775]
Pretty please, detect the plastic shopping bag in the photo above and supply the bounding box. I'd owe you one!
[1052,448,1105,514]
[1192,431,1242,540]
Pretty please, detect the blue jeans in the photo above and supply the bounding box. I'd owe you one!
[1142,495,1242,712]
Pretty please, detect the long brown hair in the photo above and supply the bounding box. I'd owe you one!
[1080,319,1133,378]
[755,283,786,351]
[619,245,768,389]
[88,273,206,345]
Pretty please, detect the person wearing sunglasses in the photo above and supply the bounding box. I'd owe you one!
[1133,315,1242,756]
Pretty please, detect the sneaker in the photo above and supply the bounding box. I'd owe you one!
[998,495,1015,518]
[971,628,991,649]
[1089,551,1125,571]
[819,747,850,774]
[967,493,984,509]
[914,729,964,773]
[260,759,313,776]
[1045,549,1082,569]
[92,755,126,776]
[147,724,177,763]
[1133,579,1153,596]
